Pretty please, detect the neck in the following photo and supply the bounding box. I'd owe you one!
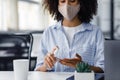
[62,16,81,27]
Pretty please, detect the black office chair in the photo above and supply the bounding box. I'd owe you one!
[0,32,33,71]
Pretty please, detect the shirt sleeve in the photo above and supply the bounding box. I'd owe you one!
[94,28,104,71]
[34,29,48,70]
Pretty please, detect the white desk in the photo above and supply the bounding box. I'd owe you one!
[0,71,74,80]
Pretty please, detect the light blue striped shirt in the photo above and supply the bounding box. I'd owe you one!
[35,21,104,72]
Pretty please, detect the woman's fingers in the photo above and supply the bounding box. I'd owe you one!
[49,46,59,62]
[60,60,76,68]
[76,53,82,61]
[59,54,82,68]
[44,56,53,68]
[44,53,55,68]
[60,58,80,63]
[49,53,56,63]
[44,46,59,69]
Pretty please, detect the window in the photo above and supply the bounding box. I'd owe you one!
[0,0,56,31]
[0,0,120,40]
[18,0,49,30]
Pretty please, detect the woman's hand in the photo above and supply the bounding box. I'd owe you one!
[43,47,58,69]
[60,54,82,68]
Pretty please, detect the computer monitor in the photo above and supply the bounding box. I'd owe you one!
[105,40,120,80]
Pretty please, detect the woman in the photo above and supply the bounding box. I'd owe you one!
[35,0,104,74]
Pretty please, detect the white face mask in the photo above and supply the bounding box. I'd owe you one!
[58,4,80,21]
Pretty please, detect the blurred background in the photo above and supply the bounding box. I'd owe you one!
[0,0,120,71]
[0,0,120,39]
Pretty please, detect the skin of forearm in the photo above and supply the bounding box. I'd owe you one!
[90,66,104,73]
[35,62,104,73]
[36,64,47,72]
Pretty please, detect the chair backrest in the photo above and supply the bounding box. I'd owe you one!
[0,32,33,71]
[105,40,120,80]
[0,34,30,56]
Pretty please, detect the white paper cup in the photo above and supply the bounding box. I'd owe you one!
[13,59,29,80]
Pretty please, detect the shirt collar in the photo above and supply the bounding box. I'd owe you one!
[78,23,93,32]
[52,21,93,32]
[52,21,62,30]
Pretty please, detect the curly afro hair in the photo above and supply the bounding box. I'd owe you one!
[43,0,98,23]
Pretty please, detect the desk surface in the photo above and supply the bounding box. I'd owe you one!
[0,71,74,80]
